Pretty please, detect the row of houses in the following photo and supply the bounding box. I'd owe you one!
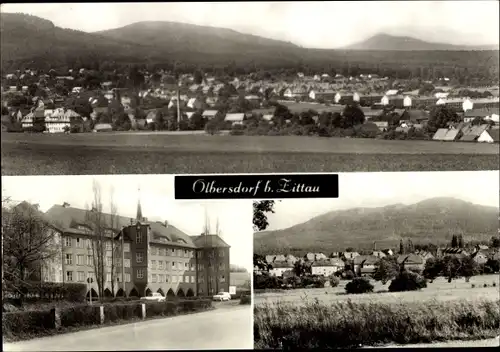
[432,123,500,143]
[260,246,500,278]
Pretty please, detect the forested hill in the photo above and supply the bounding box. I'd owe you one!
[254,197,499,255]
[1,13,498,85]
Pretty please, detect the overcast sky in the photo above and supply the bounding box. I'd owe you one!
[2,175,253,272]
[1,1,498,48]
[264,171,500,231]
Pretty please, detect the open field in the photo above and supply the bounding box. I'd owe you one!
[254,274,500,306]
[2,133,498,175]
[254,275,500,349]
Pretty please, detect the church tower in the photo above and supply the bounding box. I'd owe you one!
[136,186,143,222]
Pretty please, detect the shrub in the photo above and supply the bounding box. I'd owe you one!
[60,305,101,327]
[344,270,355,280]
[472,284,476,288]
[240,295,251,305]
[388,271,427,292]
[103,302,143,323]
[301,275,327,288]
[345,277,374,294]
[329,275,340,287]
[2,309,55,338]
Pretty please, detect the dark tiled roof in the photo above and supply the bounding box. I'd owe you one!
[44,204,195,247]
[191,234,230,248]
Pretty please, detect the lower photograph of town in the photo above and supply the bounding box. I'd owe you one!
[2,175,253,351]
[253,171,500,349]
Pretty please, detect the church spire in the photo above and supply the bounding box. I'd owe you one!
[136,186,143,221]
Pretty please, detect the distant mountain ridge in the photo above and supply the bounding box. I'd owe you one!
[254,197,499,254]
[1,13,498,71]
[345,33,499,51]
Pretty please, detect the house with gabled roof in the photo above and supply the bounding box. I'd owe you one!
[478,128,500,143]
[202,110,218,120]
[269,262,294,277]
[397,254,425,271]
[353,255,379,276]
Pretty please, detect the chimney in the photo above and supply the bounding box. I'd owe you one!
[62,202,70,208]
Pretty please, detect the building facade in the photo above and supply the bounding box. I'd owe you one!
[40,199,230,299]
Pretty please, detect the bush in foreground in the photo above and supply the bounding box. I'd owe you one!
[254,299,500,349]
[240,295,251,305]
[329,275,340,287]
[345,277,374,294]
[388,271,427,292]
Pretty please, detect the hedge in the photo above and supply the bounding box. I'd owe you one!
[3,309,55,338]
[60,305,102,327]
[104,302,143,323]
[240,295,251,305]
[4,282,87,303]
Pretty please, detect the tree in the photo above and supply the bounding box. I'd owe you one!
[399,239,405,255]
[342,104,365,128]
[253,254,271,272]
[458,235,464,249]
[293,260,311,277]
[490,236,500,248]
[253,201,275,231]
[427,105,460,133]
[194,70,204,85]
[485,258,500,273]
[451,235,458,248]
[84,180,118,302]
[460,256,479,282]
[423,257,443,283]
[442,256,462,283]
[345,277,374,294]
[2,199,61,301]
[188,111,205,130]
[373,257,399,284]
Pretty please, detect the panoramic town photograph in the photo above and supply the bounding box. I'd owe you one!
[253,171,500,349]
[2,175,253,351]
[1,1,499,175]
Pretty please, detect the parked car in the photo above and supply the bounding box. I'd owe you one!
[213,292,231,301]
[140,292,165,302]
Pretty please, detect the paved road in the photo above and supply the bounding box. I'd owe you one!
[363,336,499,348]
[3,305,252,351]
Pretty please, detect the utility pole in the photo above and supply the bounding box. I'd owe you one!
[177,81,181,131]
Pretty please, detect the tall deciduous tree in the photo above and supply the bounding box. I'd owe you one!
[427,105,460,133]
[373,257,399,284]
[253,201,275,232]
[2,199,61,300]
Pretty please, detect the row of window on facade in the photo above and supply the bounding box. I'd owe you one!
[64,237,200,258]
[65,271,131,283]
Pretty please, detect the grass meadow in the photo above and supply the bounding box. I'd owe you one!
[254,274,500,348]
[2,133,499,175]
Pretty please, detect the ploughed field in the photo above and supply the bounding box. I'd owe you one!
[254,274,500,306]
[2,133,499,175]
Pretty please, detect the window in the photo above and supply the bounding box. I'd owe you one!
[106,257,112,267]
[106,273,111,282]
[190,264,195,271]
[66,271,73,282]
[64,237,72,247]
[172,276,177,283]
[152,274,157,283]
[177,262,182,270]
[219,263,225,270]
[76,255,84,265]
[124,259,130,268]
[198,275,204,283]
[65,254,73,265]
[76,238,83,248]
[220,275,226,283]
[136,232,142,244]
[151,260,156,269]
[171,248,175,255]
[190,276,195,283]
[178,276,183,283]
[171,262,176,270]
[87,255,93,266]
[159,248,165,256]
[124,243,130,252]
[184,276,189,283]
[136,252,143,263]
[184,249,188,257]
[151,247,157,255]
[88,272,95,280]
[177,249,182,256]
[137,269,144,279]
[106,241,112,250]
[184,262,188,269]
[158,261,164,270]
[125,273,131,282]
[78,271,85,282]
[165,275,170,283]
